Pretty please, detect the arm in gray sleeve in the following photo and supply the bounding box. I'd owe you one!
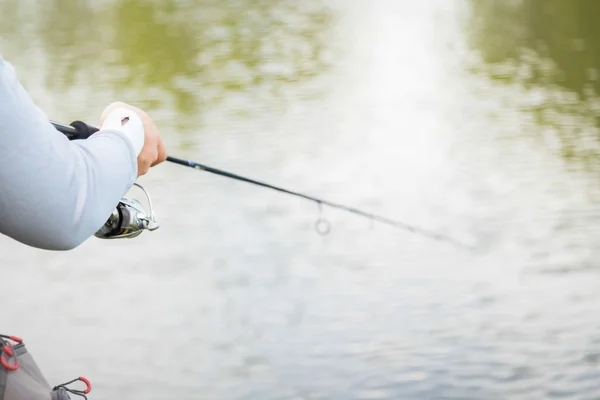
[0,55,139,250]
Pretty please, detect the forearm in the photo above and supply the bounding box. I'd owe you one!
[0,55,139,250]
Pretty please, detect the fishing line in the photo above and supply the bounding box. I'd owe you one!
[51,120,470,249]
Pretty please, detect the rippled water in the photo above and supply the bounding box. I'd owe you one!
[2,0,600,399]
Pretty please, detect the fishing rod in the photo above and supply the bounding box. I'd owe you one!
[51,120,469,249]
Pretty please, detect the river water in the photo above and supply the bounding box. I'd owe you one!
[2,0,600,399]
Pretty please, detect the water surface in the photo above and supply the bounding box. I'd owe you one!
[1,0,600,399]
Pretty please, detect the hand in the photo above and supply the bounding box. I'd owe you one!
[99,101,167,177]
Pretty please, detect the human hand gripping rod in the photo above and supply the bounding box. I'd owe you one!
[51,120,471,249]
[52,120,159,239]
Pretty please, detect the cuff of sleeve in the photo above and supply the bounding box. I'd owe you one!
[98,107,145,156]
[82,128,139,183]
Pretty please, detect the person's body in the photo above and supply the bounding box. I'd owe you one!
[0,54,167,250]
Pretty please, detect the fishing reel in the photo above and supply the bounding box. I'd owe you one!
[94,183,159,239]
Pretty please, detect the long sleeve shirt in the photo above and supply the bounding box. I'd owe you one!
[0,54,143,250]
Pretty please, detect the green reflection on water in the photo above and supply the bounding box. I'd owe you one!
[465,0,600,170]
[0,0,334,117]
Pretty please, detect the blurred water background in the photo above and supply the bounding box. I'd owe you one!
[2,0,600,399]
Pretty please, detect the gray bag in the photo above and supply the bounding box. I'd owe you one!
[0,335,91,400]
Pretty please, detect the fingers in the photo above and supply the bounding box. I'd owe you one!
[151,135,167,167]
[137,137,158,176]
[137,153,155,176]
[137,159,152,177]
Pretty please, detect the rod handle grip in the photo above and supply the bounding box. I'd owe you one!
[69,121,99,139]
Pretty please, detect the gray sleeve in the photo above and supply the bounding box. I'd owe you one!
[0,55,139,250]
